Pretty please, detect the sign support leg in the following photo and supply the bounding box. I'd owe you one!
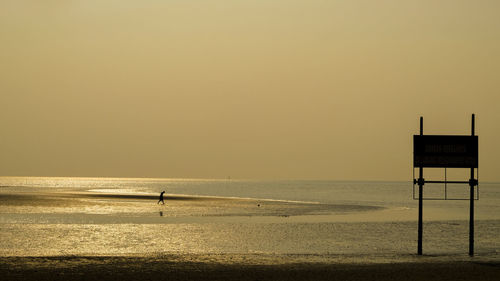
[418,116,423,255]
[469,172,474,257]
[469,114,475,257]
[418,170,423,255]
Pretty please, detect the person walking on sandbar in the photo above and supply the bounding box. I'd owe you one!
[158,191,165,204]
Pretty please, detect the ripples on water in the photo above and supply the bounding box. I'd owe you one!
[2,222,499,260]
[0,177,499,262]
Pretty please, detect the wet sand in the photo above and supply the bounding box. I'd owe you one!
[0,190,383,220]
[1,255,499,281]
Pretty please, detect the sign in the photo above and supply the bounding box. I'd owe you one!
[414,135,478,168]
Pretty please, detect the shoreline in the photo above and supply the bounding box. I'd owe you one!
[1,255,499,281]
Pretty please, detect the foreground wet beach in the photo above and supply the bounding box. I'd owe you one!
[2,255,500,281]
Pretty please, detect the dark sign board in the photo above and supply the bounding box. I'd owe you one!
[414,135,478,168]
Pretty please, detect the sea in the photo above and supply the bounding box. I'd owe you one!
[0,177,499,263]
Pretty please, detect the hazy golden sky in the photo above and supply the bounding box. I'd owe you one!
[1,1,499,181]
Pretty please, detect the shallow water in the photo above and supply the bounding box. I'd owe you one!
[0,177,499,262]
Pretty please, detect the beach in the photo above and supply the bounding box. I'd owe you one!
[2,255,500,281]
[1,177,499,280]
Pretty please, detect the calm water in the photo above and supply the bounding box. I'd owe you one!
[0,177,499,262]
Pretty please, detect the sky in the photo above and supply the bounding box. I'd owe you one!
[1,1,499,181]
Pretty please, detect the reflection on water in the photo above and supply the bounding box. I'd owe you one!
[1,177,500,262]
[1,221,499,259]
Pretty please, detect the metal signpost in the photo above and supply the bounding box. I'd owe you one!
[413,114,478,256]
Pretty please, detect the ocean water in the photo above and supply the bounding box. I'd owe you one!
[0,177,499,262]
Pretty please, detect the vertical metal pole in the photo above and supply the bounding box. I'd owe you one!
[469,114,475,256]
[418,116,424,255]
[445,168,447,200]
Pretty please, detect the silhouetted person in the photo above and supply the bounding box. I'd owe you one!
[158,191,165,204]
